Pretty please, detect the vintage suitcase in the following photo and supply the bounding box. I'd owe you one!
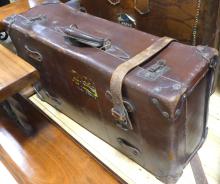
[3,2,219,183]
[80,0,220,48]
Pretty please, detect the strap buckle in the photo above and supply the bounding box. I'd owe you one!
[111,106,133,130]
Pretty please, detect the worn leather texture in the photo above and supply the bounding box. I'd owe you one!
[3,3,218,183]
[80,0,220,47]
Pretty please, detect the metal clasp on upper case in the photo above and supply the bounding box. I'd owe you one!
[108,0,120,5]
[134,0,150,14]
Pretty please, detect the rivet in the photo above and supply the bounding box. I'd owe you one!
[154,87,161,93]
[162,112,169,119]
[152,98,159,104]
[133,150,138,156]
[175,109,181,117]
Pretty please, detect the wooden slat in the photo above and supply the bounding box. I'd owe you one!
[0,45,39,102]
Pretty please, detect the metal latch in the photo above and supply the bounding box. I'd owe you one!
[136,59,170,81]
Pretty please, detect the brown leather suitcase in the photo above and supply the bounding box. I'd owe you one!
[80,0,220,48]
[3,2,219,183]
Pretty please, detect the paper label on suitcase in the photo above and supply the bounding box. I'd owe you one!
[72,70,98,99]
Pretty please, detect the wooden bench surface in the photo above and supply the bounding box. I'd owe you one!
[0,44,39,102]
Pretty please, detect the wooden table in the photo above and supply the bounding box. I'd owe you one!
[0,44,39,134]
[0,45,39,102]
[0,97,120,184]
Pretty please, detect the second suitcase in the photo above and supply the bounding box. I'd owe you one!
[80,0,220,48]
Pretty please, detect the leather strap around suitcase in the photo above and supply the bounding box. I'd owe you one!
[191,153,209,184]
[110,37,175,130]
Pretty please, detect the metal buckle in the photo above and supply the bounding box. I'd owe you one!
[111,106,133,130]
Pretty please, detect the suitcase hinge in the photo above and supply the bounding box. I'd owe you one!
[209,56,219,70]
[196,45,219,94]
[209,55,219,94]
[196,45,219,62]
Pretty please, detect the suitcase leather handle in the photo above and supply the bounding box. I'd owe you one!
[64,27,111,49]
[110,37,175,130]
